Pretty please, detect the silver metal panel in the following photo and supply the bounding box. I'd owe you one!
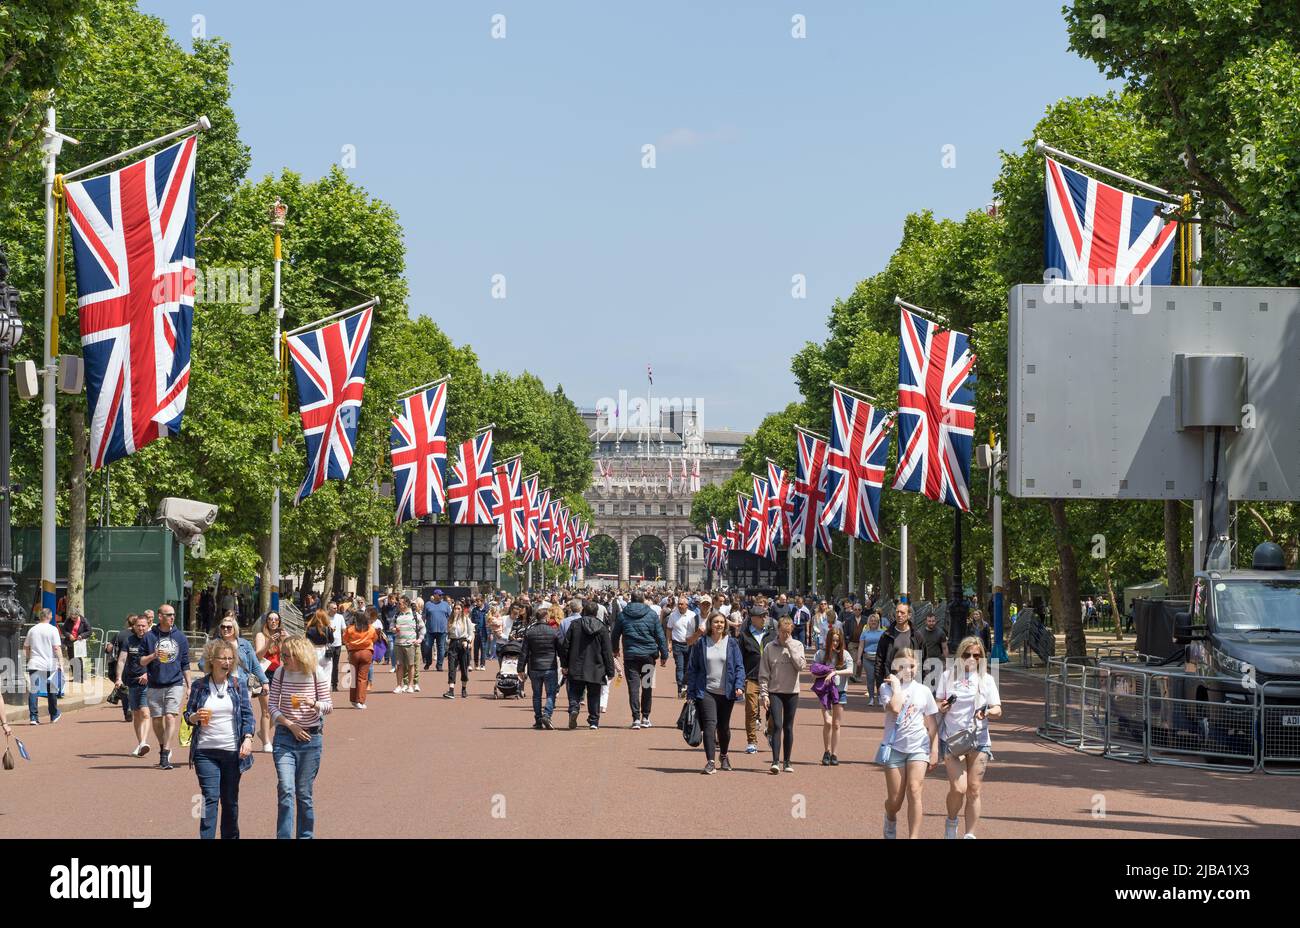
[1007,285,1300,501]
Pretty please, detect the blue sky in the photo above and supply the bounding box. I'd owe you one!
[142,0,1112,431]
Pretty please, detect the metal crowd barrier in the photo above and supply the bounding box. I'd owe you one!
[1040,651,1300,774]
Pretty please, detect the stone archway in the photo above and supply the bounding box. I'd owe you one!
[589,534,618,576]
[629,534,667,583]
[676,533,707,588]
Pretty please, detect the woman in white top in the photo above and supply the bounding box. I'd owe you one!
[875,648,938,839]
[813,626,854,766]
[936,636,1002,839]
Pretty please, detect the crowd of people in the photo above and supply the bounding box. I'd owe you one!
[54,583,1007,840]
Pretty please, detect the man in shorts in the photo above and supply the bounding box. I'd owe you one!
[138,604,189,770]
[115,613,153,756]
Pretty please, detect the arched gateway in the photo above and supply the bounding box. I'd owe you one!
[580,406,749,587]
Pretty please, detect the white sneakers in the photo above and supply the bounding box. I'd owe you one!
[412,684,421,692]
[262,742,273,753]
[352,701,368,709]
[130,743,150,758]
[883,815,897,839]
[945,817,960,839]
[963,833,977,839]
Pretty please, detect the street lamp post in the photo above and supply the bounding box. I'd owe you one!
[268,198,286,613]
[0,249,28,708]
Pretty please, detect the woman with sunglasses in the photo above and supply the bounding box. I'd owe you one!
[936,636,1001,839]
[184,638,256,838]
[254,612,285,752]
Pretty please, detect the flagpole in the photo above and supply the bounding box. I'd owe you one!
[899,522,909,602]
[283,297,379,337]
[269,198,286,613]
[39,108,70,617]
[892,296,970,336]
[848,536,855,600]
[1033,139,1184,204]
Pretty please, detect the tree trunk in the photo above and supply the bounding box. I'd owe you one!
[879,544,892,602]
[258,533,272,615]
[1047,498,1086,658]
[67,407,88,620]
[976,558,987,612]
[905,531,916,600]
[393,544,404,593]
[188,584,202,636]
[322,529,342,604]
[1102,558,1120,638]
[1164,499,1185,596]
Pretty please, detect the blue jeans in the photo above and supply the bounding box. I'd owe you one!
[530,668,558,722]
[27,670,59,721]
[273,728,323,839]
[671,644,689,693]
[193,748,242,839]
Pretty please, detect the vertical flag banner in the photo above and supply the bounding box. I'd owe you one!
[894,307,976,510]
[553,504,571,564]
[766,460,793,547]
[390,380,448,524]
[534,488,553,561]
[746,477,775,561]
[446,429,495,524]
[521,473,542,557]
[64,136,198,468]
[821,386,893,542]
[691,458,701,492]
[1044,157,1178,286]
[792,430,833,553]
[725,519,741,552]
[286,307,374,504]
[491,455,525,551]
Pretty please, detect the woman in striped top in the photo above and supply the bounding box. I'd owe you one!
[269,636,332,839]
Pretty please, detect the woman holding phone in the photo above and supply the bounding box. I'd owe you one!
[813,625,854,766]
[184,638,256,839]
[758,615,806,774]
[254,612,284,752]
[936,636,1001,839]
[686,611,745,774]
[876,648,939,838]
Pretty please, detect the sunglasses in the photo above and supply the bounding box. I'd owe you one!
[220,625,236,631]
[963,651,983,659]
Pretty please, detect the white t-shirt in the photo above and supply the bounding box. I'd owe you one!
[814,648,855,691]
[329,614,346,648]
[196,679,238,750]
[669,609,700,643]
[25,622,62,672]
[878,679,938,756]
[718,604,732,617]
[935,670,1000,747]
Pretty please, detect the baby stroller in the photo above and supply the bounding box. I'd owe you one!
[494,639,525,699]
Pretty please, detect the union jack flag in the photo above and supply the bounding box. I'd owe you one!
[553,504,571,564]
[520,473,542,554]
[894,308,976,510]
[725,519,741,552]
[491,455,526,551]
[64,136,197,469]
[531,488,553,561]
[747,477,776,561]
[792,430,833,553]
[707,517,729,572]
[566,515,583,569]
[766,461,793,547]
[286,307,373,504]
[821,386,893,542]
[1044,157,1178,286]
[446,430,495,524]
[390,381,447,524]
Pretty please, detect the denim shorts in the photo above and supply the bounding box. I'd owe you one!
[875,746,930,768]
[127,683,149,711]
[939,740,994,762]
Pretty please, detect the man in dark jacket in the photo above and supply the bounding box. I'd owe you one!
[738,601,773,753]
[519,617,562,729]
[559,601,615,729]
[611,591,668,729]
[874,601,926,694]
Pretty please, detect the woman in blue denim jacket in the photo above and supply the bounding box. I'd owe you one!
[185,638,257,839]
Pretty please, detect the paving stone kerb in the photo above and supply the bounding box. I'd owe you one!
[1,662,1295,839]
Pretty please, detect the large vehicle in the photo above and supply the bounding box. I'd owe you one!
[1168,542,1300,760]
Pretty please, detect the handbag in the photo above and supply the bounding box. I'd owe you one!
[2,738,14,771]
[944,677,985,760]
[679,698,702,747]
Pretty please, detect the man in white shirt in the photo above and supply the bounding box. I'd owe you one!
[328,609,347,691]
[666,596,702,698]
[24,608,65,724]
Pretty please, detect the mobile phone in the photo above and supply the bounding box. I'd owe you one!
[945,694,957,706]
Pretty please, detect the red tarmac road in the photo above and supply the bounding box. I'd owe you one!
[2,664,1297,839]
